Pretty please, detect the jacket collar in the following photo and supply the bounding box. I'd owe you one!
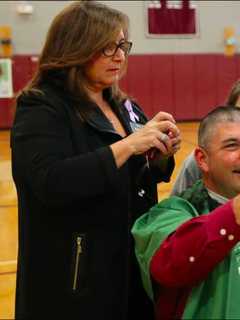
[85,98,133,136]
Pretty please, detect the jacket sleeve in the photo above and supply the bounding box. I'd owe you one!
[11,94,120,207]
[150,201,240,288]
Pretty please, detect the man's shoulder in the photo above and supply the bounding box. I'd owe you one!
[137,181,206,230]
[132,196,198,237]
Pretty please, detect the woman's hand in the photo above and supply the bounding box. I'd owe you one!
[110,111,181,168]
[147,133,181,163]
[124,111,180,156]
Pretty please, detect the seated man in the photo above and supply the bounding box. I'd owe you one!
[171,79,240,196]
[132,106,240,319]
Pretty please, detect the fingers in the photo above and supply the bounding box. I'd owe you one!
[157,121,180,137]
[158,132,172,151]
[172,142,181,154]
[149,112,181,140]
[147,118,180,138]
[148,132,173,155]
[149,130,181,156]
[167,134,181,154]
[152,135,169,154]
[159,132,170,145]
[124,112,181,156]
[152,111,176,123]
[170,135,181,147]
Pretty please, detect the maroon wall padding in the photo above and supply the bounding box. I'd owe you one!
[0,55,38,128]
[216,55,238,105]
[0,98,14,129]
[127,55,153,118]
[119,70,128,93]
[12,56,31,94]
[237,55,240,76]
[150,55,174,117]
[173,54,196,120]
[122,53,240,120]
[195,54,217,119]
[1,53,240,128]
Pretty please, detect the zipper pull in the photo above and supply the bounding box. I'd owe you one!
[77,236,82,254]
[73,236,82,291]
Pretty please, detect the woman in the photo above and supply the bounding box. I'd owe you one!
[11,1,180,319]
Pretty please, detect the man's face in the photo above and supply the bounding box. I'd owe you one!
[198,122,240,198]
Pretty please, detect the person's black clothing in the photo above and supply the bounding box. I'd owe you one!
[11,82,174,320]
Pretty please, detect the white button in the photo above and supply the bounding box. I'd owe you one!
[228,234,234,241]
[189,256,195,262]
[138,189,145,197]
[220,228,227,236]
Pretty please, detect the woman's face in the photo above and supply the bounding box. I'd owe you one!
[85,30,127,92]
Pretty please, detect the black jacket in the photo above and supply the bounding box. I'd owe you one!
[11,83,174,320]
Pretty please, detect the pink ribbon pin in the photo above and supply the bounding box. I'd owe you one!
[124,99,139,123]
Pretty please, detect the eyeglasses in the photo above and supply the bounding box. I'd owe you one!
[102,40,132,57]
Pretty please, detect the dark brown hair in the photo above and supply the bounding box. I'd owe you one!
[23,1,130,115]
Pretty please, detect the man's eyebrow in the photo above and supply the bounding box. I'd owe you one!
[221,138,240,144]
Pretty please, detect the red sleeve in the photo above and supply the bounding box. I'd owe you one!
[150,201,240,287]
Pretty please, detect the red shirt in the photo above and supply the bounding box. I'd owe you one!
[150,201,240,319]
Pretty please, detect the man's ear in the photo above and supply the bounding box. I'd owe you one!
[194,146,209,173]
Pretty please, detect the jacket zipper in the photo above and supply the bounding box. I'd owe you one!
[73,236,82,291]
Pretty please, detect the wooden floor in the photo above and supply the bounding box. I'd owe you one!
[0,130,17,320]
[0,121,199,319]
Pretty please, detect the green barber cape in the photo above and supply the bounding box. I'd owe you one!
[132,180,240,319]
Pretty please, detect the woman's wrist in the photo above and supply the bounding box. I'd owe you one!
[110,138,135,168]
